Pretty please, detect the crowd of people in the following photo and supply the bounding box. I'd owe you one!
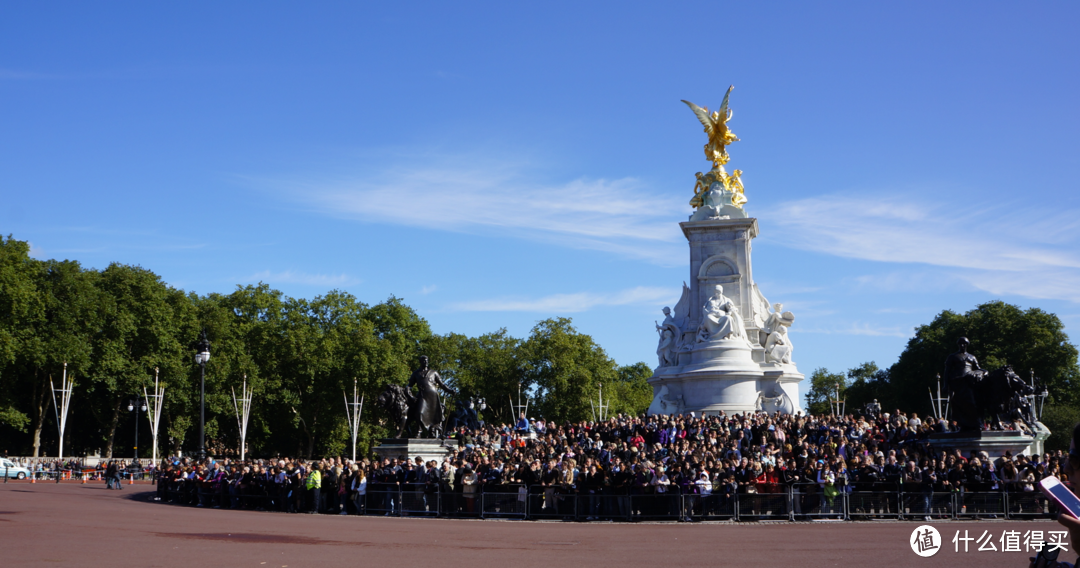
[0,455,156,482]
[153,408,1072,521]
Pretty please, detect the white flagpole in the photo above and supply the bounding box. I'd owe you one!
[51,363,74,461]
[231,375,253,461]
[344,379,363,463]
[144,367,165,465]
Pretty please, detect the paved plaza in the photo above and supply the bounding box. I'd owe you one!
[0,480,1060,567]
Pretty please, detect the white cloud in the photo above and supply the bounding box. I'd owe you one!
[27,242,45,258]
[798,322,911,338]
[449,286,677,313]
[420,285,438,295]
[241,270,359,287]
[766,194,1080,303]
[259,157,686,265]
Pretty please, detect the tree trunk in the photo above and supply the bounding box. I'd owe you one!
[104,398,121,458]
[31,368,46,457]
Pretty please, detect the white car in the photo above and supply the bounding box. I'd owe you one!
[1,459,32,480]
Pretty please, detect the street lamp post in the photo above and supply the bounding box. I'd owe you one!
[127,397,147,462]
[194,330,211,462]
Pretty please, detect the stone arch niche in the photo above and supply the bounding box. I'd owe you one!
[696,255,743,320]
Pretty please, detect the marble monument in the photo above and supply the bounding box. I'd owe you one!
[648,86,803,416]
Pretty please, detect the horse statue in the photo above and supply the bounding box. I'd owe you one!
[973,365,1035,430]
[375,384,412,438]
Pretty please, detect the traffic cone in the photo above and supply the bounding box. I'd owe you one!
[128,474,133,485]
[30,474,35,484]
[81,474,86,484]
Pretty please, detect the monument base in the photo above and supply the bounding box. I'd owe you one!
[926,430,1039,459]
[373,438,457,463]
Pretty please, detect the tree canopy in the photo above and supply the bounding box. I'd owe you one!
[804,301,1080,449]
[887,301,1079,412]
[0,236,654,459]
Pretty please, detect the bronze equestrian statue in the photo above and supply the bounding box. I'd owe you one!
[407,355,455,438]
[944,337,1035,432]
[375,356,456,438]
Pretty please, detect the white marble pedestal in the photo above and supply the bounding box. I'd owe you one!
[647,216,804,415]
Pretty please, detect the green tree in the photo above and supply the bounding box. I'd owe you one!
[27,259,101,456]
[521,318,618,423]
[609,362,654,417]
[0,235,43,436]
[887,301,1080,415]
[91,263,193,458]
[842,361,890,414]
[805,367,846,415]
[426,329,523,425]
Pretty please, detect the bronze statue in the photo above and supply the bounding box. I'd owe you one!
[375,384,411,438]
[944,337,1035,432]
[407,355,455,439]
[446,396,485,432]
[944,337,985,431]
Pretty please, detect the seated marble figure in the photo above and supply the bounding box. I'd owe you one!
[697,284,748,343]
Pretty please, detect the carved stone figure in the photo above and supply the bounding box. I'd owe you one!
[764,325,793,364]
[407,355,456,438]
[697,284,748,343]
[762,303,796,364]
[755,386,794,414]
[647,384,685,415]
[655,322,677,367]
[654,283,693,362]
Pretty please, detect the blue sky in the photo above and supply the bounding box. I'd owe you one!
[3,3,1079,402]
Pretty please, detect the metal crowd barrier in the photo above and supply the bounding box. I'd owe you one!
[737,490,791,520]
[480,488,528,519]
[401,484,440,516]
[682,493,737,521]
[847,483,902,519]
[1005,490,1049,518]
[956,491,1007,518]
[148,482,1058,522]
[792,483,843,520]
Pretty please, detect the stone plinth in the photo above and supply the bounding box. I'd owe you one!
[373,438,457,463]
[647,216,804,415]
[926,430,1039,458]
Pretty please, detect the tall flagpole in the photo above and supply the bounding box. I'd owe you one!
[232,375,253,461]
[51,363,75,461]
[144,367,165,465]
[344,379,363,463]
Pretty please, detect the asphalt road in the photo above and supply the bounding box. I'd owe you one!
[0,480,1066,567]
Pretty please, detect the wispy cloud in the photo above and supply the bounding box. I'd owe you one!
[27,242,45,258]
[449,286,677,313]
[766,194,1080,303]
[257,156,686,264]
[241,270,359,287]
[420,285,438,295]
[798,322,911,338]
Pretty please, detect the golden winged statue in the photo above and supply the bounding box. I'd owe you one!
[681,85,739,167]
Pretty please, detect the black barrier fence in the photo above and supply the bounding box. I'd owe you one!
[156,478,1058,522]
